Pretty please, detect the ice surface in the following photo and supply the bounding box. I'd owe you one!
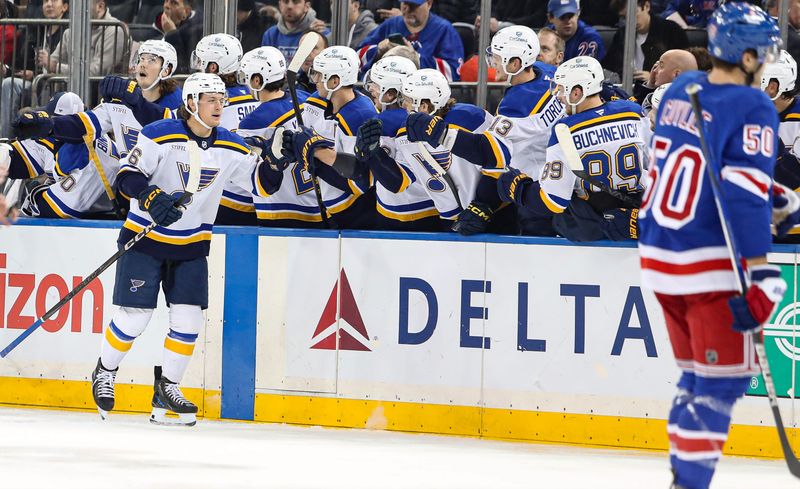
[0,407,795,489]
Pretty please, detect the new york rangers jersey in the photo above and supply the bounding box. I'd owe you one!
[357,15,464,81]
[557,20,607,61]
[541,100,649,213]
[638,72,778,295]
[495,62,565,179]
[117,119,261,260]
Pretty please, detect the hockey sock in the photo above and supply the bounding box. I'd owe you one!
[670,377,749,489]
[100,307,154,370]
[667,372,695,470]
[161,304,203,384]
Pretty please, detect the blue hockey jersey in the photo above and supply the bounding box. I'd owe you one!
[357,14,464,81]
[638,71,779,295]
[547,20,606,62]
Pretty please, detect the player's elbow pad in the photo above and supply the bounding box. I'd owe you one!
[450,130,507,170]
[256,164,284,196]
[116,170,148,200]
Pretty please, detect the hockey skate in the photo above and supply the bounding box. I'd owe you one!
[150,373,197,427]
[91,358,117,420]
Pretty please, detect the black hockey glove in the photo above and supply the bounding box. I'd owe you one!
[138,185,182,227]
[100,76,143,107]
[282,126,333,171]
[452,201,493,235]
[406,112,447,147]
[244,134,293,172]
[12,111,53,139]
[355,118,383,161]
[497,167,533,205]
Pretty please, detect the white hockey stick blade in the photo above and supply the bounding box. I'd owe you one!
[554,123,583,173]
[288,32,321,73]
[271,127,285,159]
[185,140,202,194]
[416,142,447,177]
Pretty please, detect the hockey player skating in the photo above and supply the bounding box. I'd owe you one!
[638,4,794,487]
[91,73,285,426]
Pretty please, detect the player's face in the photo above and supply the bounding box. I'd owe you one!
[279,0,309,24]
[550,11,578,38]
[764,80,780,100]
[401,1,431,29]
[195,93,226,127]
[537,32,563,66]
[135,53,164,89]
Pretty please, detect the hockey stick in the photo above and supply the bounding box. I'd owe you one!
[286,32,331,228]
[0,141,202,358]
[416,141,463,209]
[83,133,124,219]
[554,123,642,208]
[686,82,800,478]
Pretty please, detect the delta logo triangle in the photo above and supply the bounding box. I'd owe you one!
[310,269,371,351]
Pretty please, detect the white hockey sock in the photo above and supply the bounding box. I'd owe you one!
[161,304,203,384]
[100,307,154,370]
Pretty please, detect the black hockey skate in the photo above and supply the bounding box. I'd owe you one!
[150,375,198,427]
[91,358,117,420]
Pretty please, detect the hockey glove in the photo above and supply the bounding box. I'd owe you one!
[452,201,493,235]
[406,112,447,147]
[355,118,383,161]
[772,182,800,238]
[497,167,533,205]
[728,264,786,334]
[100,76,143,107]
[138,185,182,227]
[244,134,293,172]
[600,208,639,241]
[12,111,53,139]
[282,126,334,171]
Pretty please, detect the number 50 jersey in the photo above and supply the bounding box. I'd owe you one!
[638,72,779,295]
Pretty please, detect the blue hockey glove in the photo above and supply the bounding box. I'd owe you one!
[138,185,182,227]
[355,118,383,161]
[772,182,800,238]
[497,167,533,204]
[452,201,493,235]
[282,126,334,171]
[729,264,786,334]
[406,112,447,147]
[99,76,143,107]
[244,134,293,172]
[12,111,53,139]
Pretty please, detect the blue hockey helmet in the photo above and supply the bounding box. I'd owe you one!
[707,2,780,65]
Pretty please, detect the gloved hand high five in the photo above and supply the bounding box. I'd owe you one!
[355,118,383,161]
[406,112,447,147]
[100,76,144,107]
[282,126,334,171]
[138,185,182,227]
[12,111,53,139]
[772,182,800,237]
[728,264,786,334]
[245,130,294,172]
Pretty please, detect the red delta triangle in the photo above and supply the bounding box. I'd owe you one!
[310,269,371,351]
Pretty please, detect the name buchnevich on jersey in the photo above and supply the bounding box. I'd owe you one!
[657,99,711,136]
[573,121,641,150]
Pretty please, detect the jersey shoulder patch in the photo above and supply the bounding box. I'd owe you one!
[497,74,554,118]
[444,103,487,132]
[141,119,188,143]
[305,91,329,110]
[214,128,251,155]
[239,96,296,130]
[227,85,256,105]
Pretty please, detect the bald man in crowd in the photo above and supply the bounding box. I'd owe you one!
[634,48,697,103]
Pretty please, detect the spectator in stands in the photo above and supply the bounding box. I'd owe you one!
[767,0,800,65]
[662,0,719,28]
[357,0,464,81]
[161,0,203,73]
[687,45,711,71]
[475,0,547,33]
[348,0,378,49]
[238,0,276,53]
[632,48,695,102]
[261,0,330,61]
[603,0,688,78]
[1,0,69,138]
[538,26,564,66]
[44,0,127,75]
[547,0,606,61]
[297,29,328,92]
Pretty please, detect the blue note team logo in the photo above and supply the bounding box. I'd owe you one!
[130,279,145,293]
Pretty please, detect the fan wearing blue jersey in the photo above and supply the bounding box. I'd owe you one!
[638,5,786,489]
[235,46,319,228]
[281,46,378,230]
[90,73,284,426]
[495,56,648,241]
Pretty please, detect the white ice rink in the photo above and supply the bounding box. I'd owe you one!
[0,408,796,489]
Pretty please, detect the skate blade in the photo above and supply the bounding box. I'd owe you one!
[149,407,196,427]
[97,408,108,420]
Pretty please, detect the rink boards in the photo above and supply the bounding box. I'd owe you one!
[1,219,799,458]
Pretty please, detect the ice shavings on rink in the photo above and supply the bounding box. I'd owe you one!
[0,407,796,489]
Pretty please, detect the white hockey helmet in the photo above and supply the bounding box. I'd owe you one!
[237,46,287,94]
[182,72,227,129]
[487,26,540,77]
[137,40,178,79]
[191,33,243,75]
[310,46,360,94]
[761,49,797,100]
[365,55,418,108]
[401,68,451,113]
[553,56,604,112]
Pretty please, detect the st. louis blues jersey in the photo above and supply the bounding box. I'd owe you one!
[540,100,649,214]
[155,88,184,111]
[638,72,779,295]
[777,98,800,158]
[302,91,378,218]
[236,90,320,224]
[117,119,260,260]
[495,62,565,179]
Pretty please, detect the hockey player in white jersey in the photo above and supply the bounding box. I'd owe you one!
[496,56,648,241]
[90,73,286,425]
[761,50,800,194]
[235,46,322,227]
[642,82,671,133]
